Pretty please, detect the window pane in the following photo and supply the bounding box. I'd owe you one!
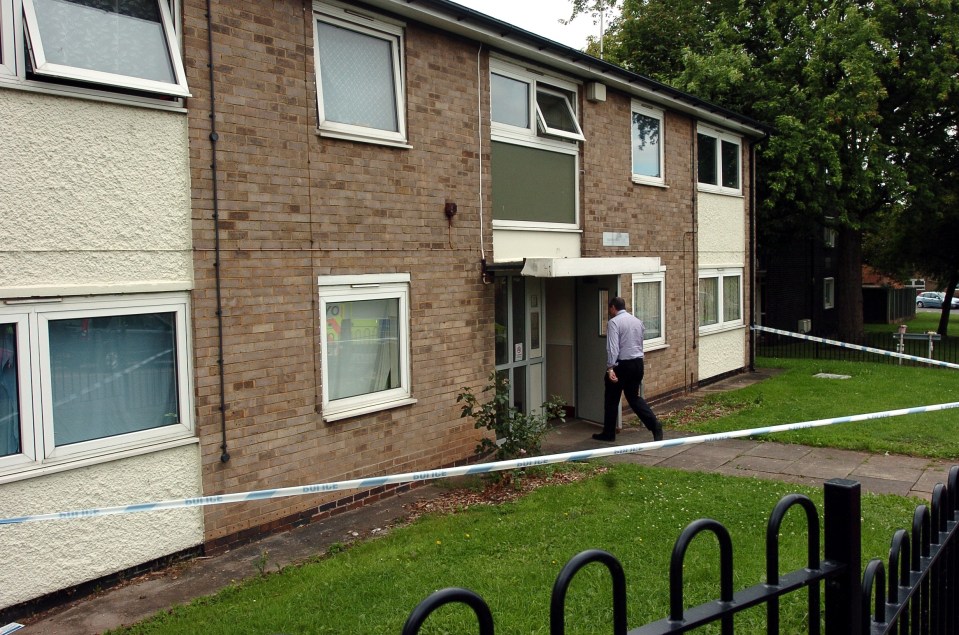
[316,21,398,132]
[31,0,176,83]
[721,140,740,189]
[491,73,529,127]
[634,281,662,339]
[494,276,509,365]
[723,276,741,322]
[491,142,576,223]
[632,112,661,178]
[327,298,400,401]
[697,133,717,185]
[49,312,179,447]
[536,89,577,133]
[1,324,20,457]
[700,277,718,326]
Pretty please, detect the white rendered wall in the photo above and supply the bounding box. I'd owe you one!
[0,445,203,608]
[697,192,745,269]
[698,327,747,379]
[0,91,193,297]
[492,228,581,262]
[0,89,200,609]
[698,191,747,379]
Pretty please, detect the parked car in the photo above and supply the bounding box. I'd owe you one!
[916,291,959,309]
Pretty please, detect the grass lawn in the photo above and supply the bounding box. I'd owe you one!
[108,464,917,635]
[864,310,959,335]
[664,357,959,458]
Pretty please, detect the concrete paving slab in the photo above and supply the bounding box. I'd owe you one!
[852,476,915,497]
[851,456,930,483]
[726,454,797,475]
[742,442,811,461]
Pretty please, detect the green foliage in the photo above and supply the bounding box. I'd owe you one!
[600,0,959,339]
[457,371,566,461]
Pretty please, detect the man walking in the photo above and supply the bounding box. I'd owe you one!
[593,296,663,442]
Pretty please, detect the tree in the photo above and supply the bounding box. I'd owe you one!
[585,0,958,340]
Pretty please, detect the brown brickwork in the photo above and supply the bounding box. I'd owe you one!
[183,0,754,545]
[185,0,492,541]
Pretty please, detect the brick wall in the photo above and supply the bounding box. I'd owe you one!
[581,91,700,394]
[185,0,491,542]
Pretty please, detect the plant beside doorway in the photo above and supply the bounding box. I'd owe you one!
[457,371,566,461]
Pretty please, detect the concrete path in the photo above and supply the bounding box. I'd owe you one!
[14,368,956,634]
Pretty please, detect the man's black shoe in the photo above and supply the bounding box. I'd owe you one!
[592,433,615,442]
[652,426,664,442]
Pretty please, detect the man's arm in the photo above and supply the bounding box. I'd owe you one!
[606,316,620,369]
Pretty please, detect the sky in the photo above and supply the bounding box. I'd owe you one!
[451,0,601,50]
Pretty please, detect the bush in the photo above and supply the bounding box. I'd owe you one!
[457,371,566,461]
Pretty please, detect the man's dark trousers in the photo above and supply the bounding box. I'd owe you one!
[602,357,660,438]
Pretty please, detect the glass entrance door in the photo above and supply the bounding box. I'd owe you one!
[494,275,544,415]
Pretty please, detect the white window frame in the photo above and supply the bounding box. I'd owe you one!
[632,269,667,350]
[698,268,744,334]
[490,59,584,147]
[630,101,665,187]
[490,59,582,232]
[535,85,585,142]
[313,1,407,146]
[318,273,414,422]
[0,0,15,78]
[697,124,742,196]
[823,277,835,309]
[12,0,190,97]
[0,293,195,477]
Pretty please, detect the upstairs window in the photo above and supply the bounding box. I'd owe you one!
[490,62,584,143]
[17,0,190,97]
[697,125,741,195]
[313,2,406,145]
[490,60,582,230]
[631,101,665,186]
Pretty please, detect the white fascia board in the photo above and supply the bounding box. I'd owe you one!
[521,257,661,278]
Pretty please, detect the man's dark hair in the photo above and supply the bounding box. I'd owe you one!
[609,296,627,311]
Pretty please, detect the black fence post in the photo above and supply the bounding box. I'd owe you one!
[824,478,861,635]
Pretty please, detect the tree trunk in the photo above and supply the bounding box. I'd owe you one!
[836,226,864,341]
[938,276,957,337]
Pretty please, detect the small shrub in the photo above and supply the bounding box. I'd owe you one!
[457,371,566,461]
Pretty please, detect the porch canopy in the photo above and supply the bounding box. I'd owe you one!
[520,257,661,278]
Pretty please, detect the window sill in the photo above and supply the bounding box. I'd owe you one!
[644,342,669,353]
[0,76,188,112]
[323,397,418,423]
[631,176,668,188]
[697,185,744,198]
[0,435,199,486]
[492,221,582,233]
[699,323,746,336]
[316,127,412,149]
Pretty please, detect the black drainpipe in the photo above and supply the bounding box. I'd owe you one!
[206,0,229,463]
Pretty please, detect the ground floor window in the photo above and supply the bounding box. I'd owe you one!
[699,269,744,332]
[823,277,835,309]
[0,293,193,475]
[632,270,666,348]
[318,273,413,421]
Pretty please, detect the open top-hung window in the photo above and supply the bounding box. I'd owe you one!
[490,63,584,142]
[20,0,190,96]
[313,2,406,145]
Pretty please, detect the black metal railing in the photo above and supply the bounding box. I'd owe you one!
[402,468,959,634]
[756,331,959,367]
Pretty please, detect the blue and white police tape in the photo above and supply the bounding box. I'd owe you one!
[3,400,959,527]
[752,325,959,370]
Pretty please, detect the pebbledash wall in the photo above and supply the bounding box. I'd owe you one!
[0,91,203,608]
[183,1,491,544]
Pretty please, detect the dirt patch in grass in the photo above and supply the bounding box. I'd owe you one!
[662,401,748,430]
